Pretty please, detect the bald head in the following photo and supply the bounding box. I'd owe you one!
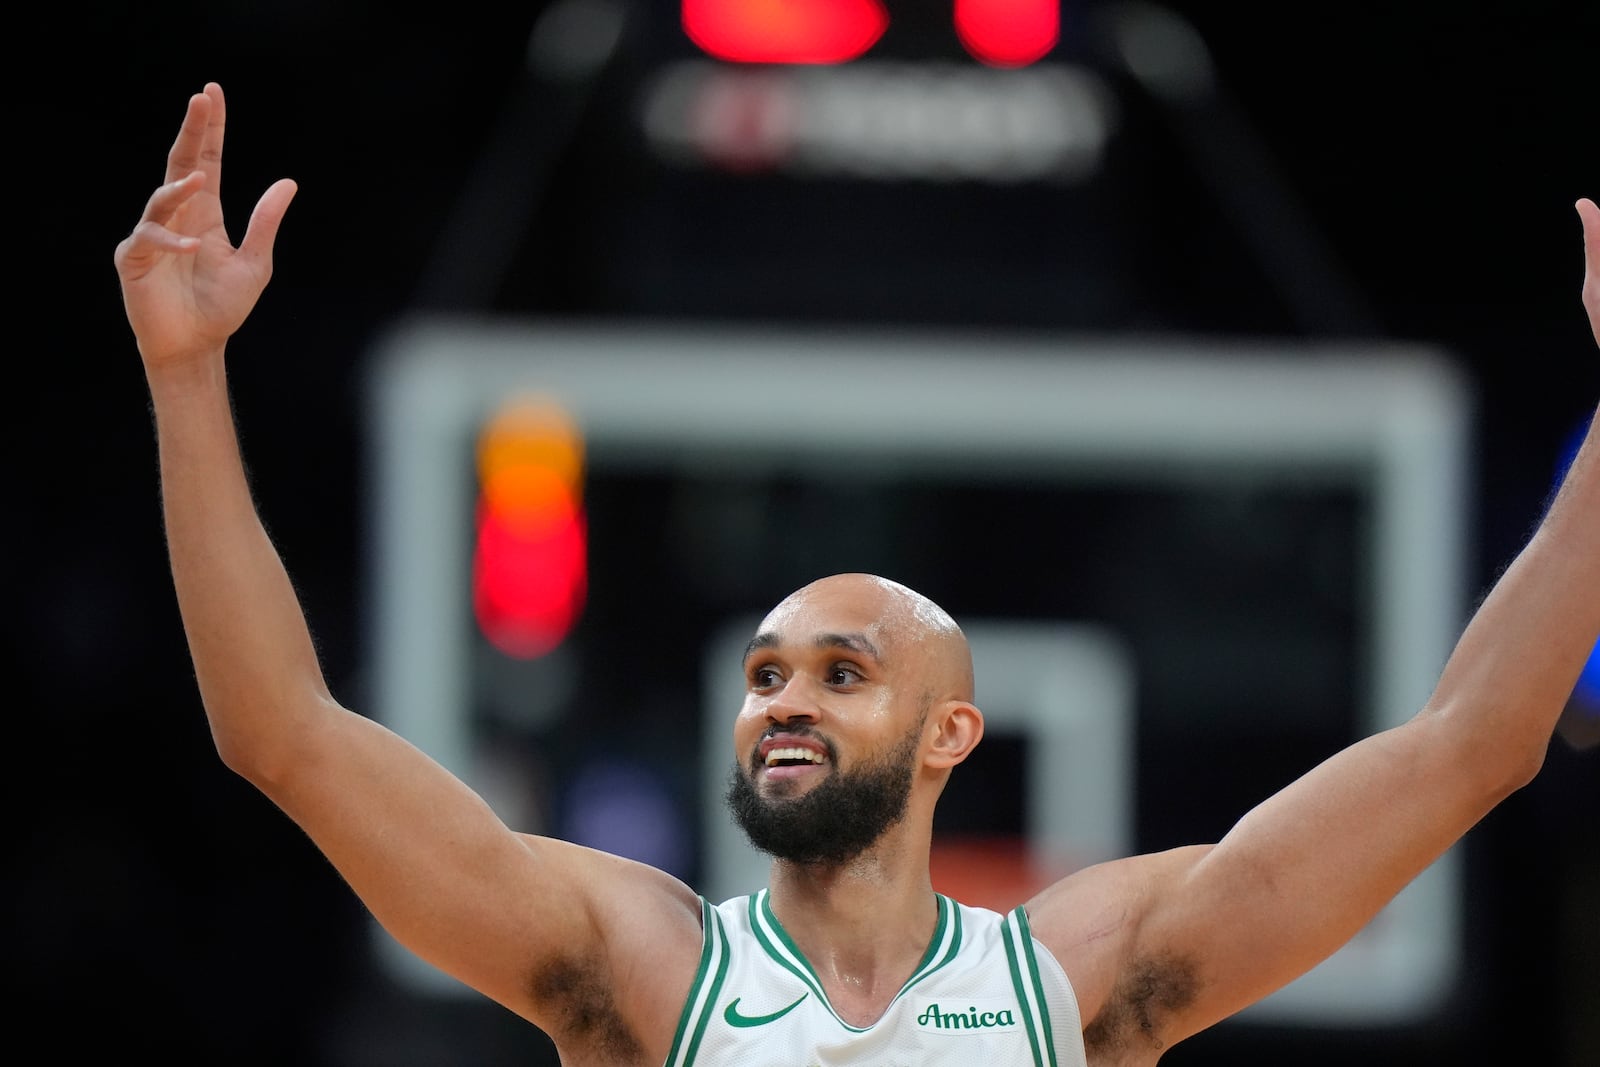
[757,573,975,705]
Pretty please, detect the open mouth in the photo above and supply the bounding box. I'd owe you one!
[764,746,827,768]
[759,744,830,779]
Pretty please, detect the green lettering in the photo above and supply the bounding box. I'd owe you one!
[918,1002,1021,1029]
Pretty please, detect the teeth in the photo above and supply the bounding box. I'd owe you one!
[764,747,826,767]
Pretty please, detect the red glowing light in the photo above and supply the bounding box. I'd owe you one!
[682,0,888,64]
[955,0,1059,68]
[473,500,587,660]
[472,395,588,659]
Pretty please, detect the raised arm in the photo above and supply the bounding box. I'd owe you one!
[113,84,701,1051]
[1030,197,1600,1059]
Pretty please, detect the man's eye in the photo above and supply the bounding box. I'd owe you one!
[752,667,780,687]
[828,666,860,685]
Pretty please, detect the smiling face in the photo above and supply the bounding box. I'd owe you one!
[727,573,980,866]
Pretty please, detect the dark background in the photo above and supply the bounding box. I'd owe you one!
[18,0,1599,1063]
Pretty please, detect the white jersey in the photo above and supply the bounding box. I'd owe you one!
[663,889,1087,1067]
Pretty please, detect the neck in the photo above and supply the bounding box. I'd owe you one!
[764,828,941,1008]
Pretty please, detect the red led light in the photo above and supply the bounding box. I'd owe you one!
[474,500,587,660]
[955,0,1059,68]
[682,0,888,64]
[472,396,588,659]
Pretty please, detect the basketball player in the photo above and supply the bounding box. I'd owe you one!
[115,82,1600,1065]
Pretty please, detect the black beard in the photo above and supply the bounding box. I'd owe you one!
[725,725,920,866]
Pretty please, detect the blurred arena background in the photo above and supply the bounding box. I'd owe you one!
[17,2,1598,1063]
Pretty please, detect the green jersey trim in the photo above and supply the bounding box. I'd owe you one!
[1013,906,1057,1061]
[748,889,963,1032]
[664,899,732,1067]
[1000,907,1056,1067]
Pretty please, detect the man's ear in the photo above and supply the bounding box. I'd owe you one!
[925,701,985,769]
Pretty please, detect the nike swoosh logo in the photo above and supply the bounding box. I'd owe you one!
[723,993,809,1028]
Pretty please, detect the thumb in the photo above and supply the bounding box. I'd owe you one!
[239,178,299,266]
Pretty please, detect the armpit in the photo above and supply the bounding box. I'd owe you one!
[531,950,647,1063]
[1083,953,1199,1057]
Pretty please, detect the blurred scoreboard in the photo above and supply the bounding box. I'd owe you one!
[430,0,1308,337]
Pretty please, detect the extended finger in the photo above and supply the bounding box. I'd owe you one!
[1578,198,1600,348]
[163,88,213,186]
[198,82,227,201]
[1577,198,1599,278]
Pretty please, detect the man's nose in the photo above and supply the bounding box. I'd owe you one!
[764,675,823,725]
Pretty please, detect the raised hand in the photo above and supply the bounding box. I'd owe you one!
[113,82,296,371]
[1578,198,1600,350]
